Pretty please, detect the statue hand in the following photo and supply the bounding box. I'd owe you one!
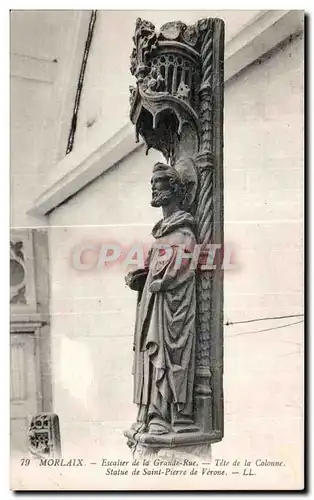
[125,269,148,291]
[149,279,162,293]
[125,271,135,288]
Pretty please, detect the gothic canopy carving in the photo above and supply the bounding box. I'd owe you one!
[129,18,213,164]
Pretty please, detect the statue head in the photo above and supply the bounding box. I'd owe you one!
[150,162,185,208]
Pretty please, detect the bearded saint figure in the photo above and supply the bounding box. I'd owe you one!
[125,162,197,436]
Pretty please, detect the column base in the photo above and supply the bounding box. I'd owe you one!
[124,428,221,460]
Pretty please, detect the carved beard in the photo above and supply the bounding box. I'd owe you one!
[151,189,173,207]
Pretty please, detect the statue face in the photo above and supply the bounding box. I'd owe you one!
[151,172,173,207]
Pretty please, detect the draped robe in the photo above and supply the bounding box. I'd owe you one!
[132,210,196,426]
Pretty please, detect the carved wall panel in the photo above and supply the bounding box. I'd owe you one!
[10,229,53,455]
[10,230,36,313]
[28,413,61,459]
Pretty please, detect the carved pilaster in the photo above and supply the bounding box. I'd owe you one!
[210,19,225,435]
[194,18,224,436]
[194,19,214,434]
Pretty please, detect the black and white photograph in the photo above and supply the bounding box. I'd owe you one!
[9,8,304,491]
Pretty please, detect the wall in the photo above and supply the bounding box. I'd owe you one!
[47,29,303,488]
[10,10,90,227]
[218,32,303,488]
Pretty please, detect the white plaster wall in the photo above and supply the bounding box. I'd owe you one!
[10,10,87,227]
[47,31,303,488]
[10,75,52,227]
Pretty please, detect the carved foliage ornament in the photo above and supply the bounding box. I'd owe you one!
[130,17,211,88]
[130,17,211,75]
[130,18,158,80]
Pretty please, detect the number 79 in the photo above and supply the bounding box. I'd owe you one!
[20,458,30,466]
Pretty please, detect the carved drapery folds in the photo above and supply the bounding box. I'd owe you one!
[128,17,224,451]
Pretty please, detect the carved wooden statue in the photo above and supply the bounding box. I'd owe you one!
[126,162,197,436]
[125,17,224,458]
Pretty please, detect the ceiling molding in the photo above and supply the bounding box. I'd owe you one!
[10,313,49,330]
[29,123,141,216]
[29,10,304,217]
[224,9,304,81]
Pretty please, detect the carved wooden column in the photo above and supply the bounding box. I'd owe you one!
[126,17,224,457]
